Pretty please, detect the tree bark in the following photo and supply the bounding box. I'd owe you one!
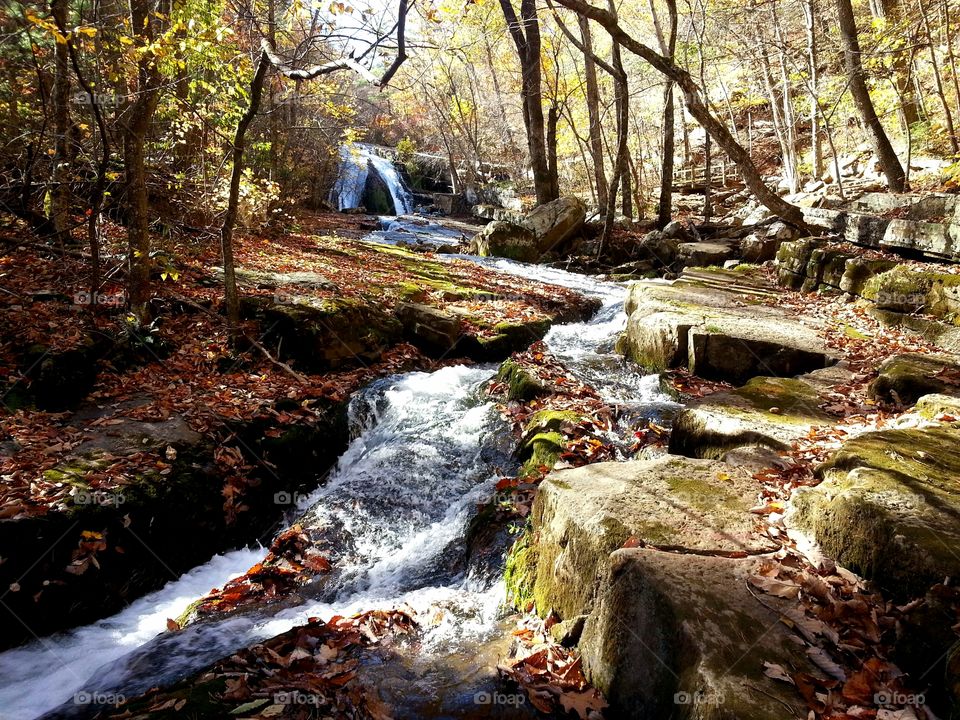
[649,0,677,228]
[835,0,906,191]
[578,15,608,208]
[122,0,163,324]
[499,0,560,204]
[50,0,71,243]
[803,0,823,178]
[222,52,269,338]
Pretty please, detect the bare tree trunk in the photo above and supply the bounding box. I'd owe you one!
[50,0,71,242]
[835,0,906,191]
[917,0,959,153]
[803,0,823,178]
[122,0,163,323]
[649,0,677,228]
[499,0,560,205]
[578,15,608,209]
[222,53,270,339]
[945,0,960,125]
[879,0,921,129]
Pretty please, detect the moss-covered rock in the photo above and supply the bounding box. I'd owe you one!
[788,423,960,599]
[670,376,834,459]
[240,295,402,371]
[525,456,776,621]
[519,431,564,477]
[776,238,824,289]
[869,353,960,404]
[916,393,960,419]
[494,358,546,401]
[619,277,835,384]
[470,220,540,262]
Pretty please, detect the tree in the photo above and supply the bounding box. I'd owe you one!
[498,0,560,205]
[835,0,906,191]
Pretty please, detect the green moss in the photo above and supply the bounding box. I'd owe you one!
[495,358,546,401]
[504,527,539,610]
[520,431,564,476]
[525,409,580,435]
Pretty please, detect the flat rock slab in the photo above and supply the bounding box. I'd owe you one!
[621,273,836,384]
[528,455,775,620]
[580,548,811,719]
[869,353,960,404]
[677,241,735,267]
[788,422,960,598]
[670,375,837,459]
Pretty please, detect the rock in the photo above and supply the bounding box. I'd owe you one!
[788,422,960,599]
[517,455,777,621]
[869,353,960,404]
[677,242,735,268]
[520,196,586,254]
[620,275,836,384]
[395,302,462,355]
[636,230,679,268]
[469,220,540,262]
[661,220,689,241]
[494,358,546,401]
[240,295,401,371]
[670,376,835,459]
[221,267,338,293]
[741,233,779,263]
[800,247,854,294]
[915,393,960,419]
[838,257,897,298]
[579,549,810,719]
[775,238,824,289]
[766,220,796,241]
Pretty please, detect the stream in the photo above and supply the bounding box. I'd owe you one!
[0,219,677,720]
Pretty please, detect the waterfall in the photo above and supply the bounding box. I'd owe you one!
[330,143,415,215]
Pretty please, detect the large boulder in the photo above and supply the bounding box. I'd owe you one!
[670,375,837,459]
[788,422,960,599]
[469,219,540,262]
[516,456,776,621]
[521,195,586,253]
[579,549,811,719]
[620,274,836,384]
[869,353,960,404]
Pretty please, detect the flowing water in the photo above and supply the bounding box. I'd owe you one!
[331,143,415,215]
[0,217,677,720]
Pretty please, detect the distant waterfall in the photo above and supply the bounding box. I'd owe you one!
[331,143,414,215]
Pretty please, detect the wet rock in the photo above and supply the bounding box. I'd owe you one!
[495,358,547,401]
[788,422,960,599]
[579,549,810,719]
[517,456,776,621]
[869,353,960,404]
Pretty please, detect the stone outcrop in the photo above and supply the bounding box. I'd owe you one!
[579,549,810,719]
[470,196,586,261]
[670,374,838,459]
[788,422,960,599]
[869,353,960,404]
[620,271,836,384]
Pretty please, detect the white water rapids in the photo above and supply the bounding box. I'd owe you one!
[331,143,415,215]
[0,221,676,720]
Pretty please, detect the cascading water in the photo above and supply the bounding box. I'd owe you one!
[0,219,678,719]
[330,143,415,215]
